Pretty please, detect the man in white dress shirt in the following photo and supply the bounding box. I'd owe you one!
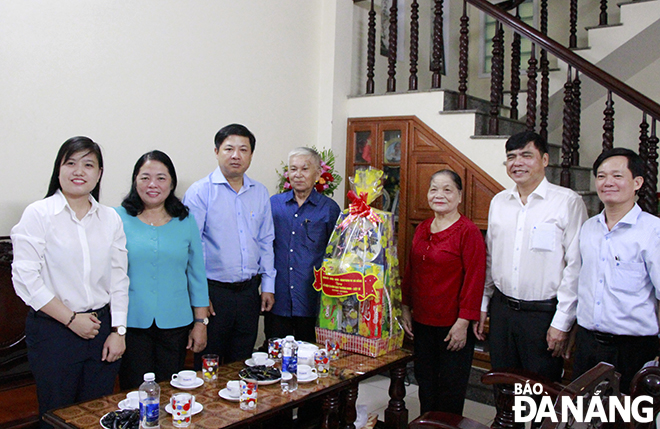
[474,131,587,382]
[573,148,660,393]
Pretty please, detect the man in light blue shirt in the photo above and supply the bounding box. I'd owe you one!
[574,148,660,393]
[183,123,276,365]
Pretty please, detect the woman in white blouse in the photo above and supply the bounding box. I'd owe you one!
[11,137,129,424]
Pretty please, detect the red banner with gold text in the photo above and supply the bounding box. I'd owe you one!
[313,267,379,301]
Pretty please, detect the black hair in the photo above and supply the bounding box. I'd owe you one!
[46,136,104,201]
[430,169,463,191]
[214,123,256,152]
[505,131,548,155]
[121,150,189,221]
[592,147,645,179]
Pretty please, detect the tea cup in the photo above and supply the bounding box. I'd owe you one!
[297,364,317,380]
[171,370,197,386]
[226,380,240,398]
[126,391,139,409]
[252,352,268,366]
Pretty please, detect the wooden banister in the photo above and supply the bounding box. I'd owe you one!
[465,0,660,122]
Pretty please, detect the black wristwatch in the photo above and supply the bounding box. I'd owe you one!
[112,325,127,336]
[194,317,209,326]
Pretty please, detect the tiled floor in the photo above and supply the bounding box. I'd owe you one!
[356,374,496,427]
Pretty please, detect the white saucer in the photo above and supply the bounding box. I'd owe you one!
[245,358,275,367]
[298,373,319,383]
[165,402,203,415]
[219,388,240,402]
[170,377,204,389]
[118,399,138,410]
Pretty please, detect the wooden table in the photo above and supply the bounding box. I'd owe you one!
[43,348,414,429]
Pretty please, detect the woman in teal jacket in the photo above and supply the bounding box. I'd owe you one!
[116,150,209,389]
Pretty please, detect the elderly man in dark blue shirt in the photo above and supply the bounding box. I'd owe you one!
[266,147,341,343]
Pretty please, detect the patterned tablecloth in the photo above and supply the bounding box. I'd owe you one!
[46,348,413,429]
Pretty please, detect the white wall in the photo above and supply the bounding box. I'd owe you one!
[0,1,335,234]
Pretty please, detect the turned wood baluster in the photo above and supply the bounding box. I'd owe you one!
[340,383,359,429]
[509,10,521,121]
[571,71,582,166]
[539,0,550,141]
[431,0,445,89]
[489,22,504,135]
[569,0,579,49]
[409,0,419,91]
[458,0,470,110]
[384,366,408,429]
[647,120,659,215]
[640,113,650,161]
[525,44,538,131]
[387,0,398,92]
[638,114,653,213]
[366,0,376,94]
[602,91,615,151]
[561,67,575,188]
[639,117,659,215]
[322,392,341,429]
[600,0,608,26]
[492,384,525,429]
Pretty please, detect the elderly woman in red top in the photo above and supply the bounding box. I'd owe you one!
[401,169,486,415]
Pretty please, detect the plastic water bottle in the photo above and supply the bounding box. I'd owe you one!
[139,372,160,429]
[281,335,298,392]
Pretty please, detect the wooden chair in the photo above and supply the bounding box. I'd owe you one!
[410,361,660,429]
[0,236,39,429]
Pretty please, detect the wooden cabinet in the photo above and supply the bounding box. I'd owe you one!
[346,116,504,272]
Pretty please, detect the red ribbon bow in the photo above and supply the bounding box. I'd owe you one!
[345,190,382,225]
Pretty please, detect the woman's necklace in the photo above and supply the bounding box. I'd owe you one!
[139,209,171,226]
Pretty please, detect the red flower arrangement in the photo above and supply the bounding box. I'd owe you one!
[277,147,342,197]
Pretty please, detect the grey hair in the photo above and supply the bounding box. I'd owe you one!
[430,169,463,191]
[288,147,322,172]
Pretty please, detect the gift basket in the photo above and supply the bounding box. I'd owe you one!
[314,168,403,357]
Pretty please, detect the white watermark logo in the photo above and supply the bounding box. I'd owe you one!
[512,383,654,423]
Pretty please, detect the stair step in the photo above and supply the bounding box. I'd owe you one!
[576,190,602,218]
[473,112,528,136]
[618,0,658,8]
[442,90,491,114]
[546,164,592,192]
[585,22,624,31]
[547,143,561,165]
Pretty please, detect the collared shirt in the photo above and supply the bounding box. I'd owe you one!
[270,190,341,318]
[401,215,486,326]
[183,167,275,293]
[482,178,588,331]
[116,207,209,329]
[577,204,660,336]
[11,190,129,326]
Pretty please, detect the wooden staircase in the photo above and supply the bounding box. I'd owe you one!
[351,0,660,216]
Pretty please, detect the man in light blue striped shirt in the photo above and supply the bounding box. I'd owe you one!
[184,124,276,366]
[574,148,660,393]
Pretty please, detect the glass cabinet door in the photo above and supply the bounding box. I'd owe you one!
[354,130,373,164]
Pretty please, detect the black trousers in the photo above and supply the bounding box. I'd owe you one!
[413,321,476,415]
[573,325,658,394]
[263,312,317,343]
[26,305,120,429]
[119,321,191,390]
[489,290,564,382]
[195,278,261,368]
